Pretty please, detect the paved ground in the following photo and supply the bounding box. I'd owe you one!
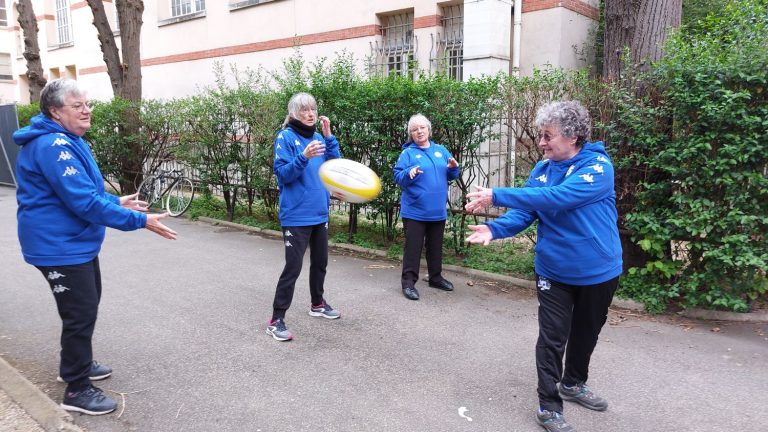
[1,184,766,432]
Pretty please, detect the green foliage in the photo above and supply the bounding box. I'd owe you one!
[15,103,40,127]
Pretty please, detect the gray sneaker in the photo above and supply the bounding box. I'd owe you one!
[308,302,340,319]
[536,410,576,432]
[266,318,293,341]
[559,382,608,411]
[57,360,112,383]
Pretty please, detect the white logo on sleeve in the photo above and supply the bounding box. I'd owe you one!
[52,284,70,294]
[62,166,79,176]
[591,164,604,174]
[57,151,73,161]
[536,174,547,183]
[295,140,301,146]
[580,173,595,183]
[51,138,70,146]
[596,156,609,163]
[47,271,65,280]
[566,165,575,177]
[276,144,282,150]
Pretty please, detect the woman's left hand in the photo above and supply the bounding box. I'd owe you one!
[120,193,149,212]
[465,185,493,214]
[319,116,332,138]
[447,158,459,169]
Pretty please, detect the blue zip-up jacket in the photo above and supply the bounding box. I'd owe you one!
[393,140,460,221]
[14,113,147,266]
[487,142,623,285]
[273,126,341,226]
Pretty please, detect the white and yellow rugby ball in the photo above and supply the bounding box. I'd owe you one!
[318,159,382,203]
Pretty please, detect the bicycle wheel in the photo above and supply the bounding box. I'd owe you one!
[165,177,195,217]
[137,175,161,208]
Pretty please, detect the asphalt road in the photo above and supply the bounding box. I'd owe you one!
[1,185,766,432]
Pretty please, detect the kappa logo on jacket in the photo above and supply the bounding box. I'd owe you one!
[57,151,73,162]
[536,174,547,183]
[566,165,575,177]
[62,166,79,176]
[580,173,595,183]
[591,164,604,174]
[51,138,70,146]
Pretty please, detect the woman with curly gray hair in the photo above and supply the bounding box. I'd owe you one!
[464,100,622,432]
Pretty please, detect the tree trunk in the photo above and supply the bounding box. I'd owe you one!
[16,0,47,102]
[86,0,145,193]
[603,0,682,79]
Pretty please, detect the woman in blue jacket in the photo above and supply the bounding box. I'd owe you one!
[267,93,342,341]
[393,114,460,300]
[14,79,177,416]
[465,101,622,432]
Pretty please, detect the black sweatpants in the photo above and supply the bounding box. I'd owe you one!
[272,223,328,320]
[36,258,102,392]
[535,274,619,412]
[401,218,446,289]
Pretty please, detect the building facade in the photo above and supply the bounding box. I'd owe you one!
[0,0,598,103]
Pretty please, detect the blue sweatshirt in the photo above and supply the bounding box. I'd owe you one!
[14,113,147,266]
[487,142,623,285]
[273,126,341,226]
[393,140,460,221]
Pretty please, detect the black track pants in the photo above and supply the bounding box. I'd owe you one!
[535,275,619,412]
[36,258,102,392]
[401,218,446,289]
[272,223,328,319]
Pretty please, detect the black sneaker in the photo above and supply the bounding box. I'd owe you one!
[558,382,608,411]
[536,409,576,432]
[57,360,112,383]
[61,385,117,415]
[266,318,293,341]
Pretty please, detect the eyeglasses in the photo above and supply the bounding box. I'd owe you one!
[66,102,94,113]
[540,132,561,143]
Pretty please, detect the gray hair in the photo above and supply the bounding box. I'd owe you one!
[406,113,432,138]
[282,92,317,128]
[40,79,85,118]
[535,100,592,147]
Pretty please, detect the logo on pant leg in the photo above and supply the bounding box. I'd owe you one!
[537,278,551,291]
[52,284,70,294]
[47,271,65,280]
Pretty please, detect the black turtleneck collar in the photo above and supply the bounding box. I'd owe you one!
[287,118,317,138]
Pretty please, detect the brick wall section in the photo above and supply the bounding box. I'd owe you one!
[81,23,382,75]
[414,14,441,29]
[523,0,599,20]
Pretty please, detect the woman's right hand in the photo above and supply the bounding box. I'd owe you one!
[145,213,178,240]
[409,166,423,179]
[303,140,326,159]
[465,224,492,246]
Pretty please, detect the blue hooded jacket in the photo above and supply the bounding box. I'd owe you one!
[273,126,341,226]
[14,113,147,266]
[393,140,460,221]
[487,142,623,285]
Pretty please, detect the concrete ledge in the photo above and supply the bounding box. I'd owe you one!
[0,357,84,432]
[193,217,767,322]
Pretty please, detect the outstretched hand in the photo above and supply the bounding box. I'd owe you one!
[464,185,493,214]
[120,193,149,212]
[319,116,332,138]
[145,213,178,240]
[465,224,493,246]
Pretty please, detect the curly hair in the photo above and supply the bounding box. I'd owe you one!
[535,100,592,147]
[40,79,84,118]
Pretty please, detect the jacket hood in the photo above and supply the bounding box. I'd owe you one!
[13,113,71,146]
[577,141,609,162]
[401,140,433,150]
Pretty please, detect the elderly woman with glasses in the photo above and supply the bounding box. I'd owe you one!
[266,92,342,342]
[393,113,460,301]
[465,100,623,432]
[13,79,177,416]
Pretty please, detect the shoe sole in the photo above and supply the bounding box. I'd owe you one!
[560,393,608,411]
[308,310,341,319]
[60,403,116,416]
[428,284,454,291]
[266,329,293,341]
[56,372,112,383]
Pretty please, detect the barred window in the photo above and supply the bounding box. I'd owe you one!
[0,53,12,80]
[430,4,464,80]
[370,12,416,78]
[56,0,72,44]
[0,0,8,27]
[171,0,205,17]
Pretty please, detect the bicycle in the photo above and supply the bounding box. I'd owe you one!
[136,169,195,217]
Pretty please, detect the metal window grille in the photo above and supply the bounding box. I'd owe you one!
[0,53,11,80]
[370,12,416,78]
[172,0,205,17]
[430,4,463,80]
[56,0,72,45]
[0,0,8,27]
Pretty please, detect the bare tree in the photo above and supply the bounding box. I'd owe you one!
[603,0,683,79]
[85,0,145,193]
[16,0,47,102]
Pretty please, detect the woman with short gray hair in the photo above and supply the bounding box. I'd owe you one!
[13,79,177,416]
[465,100,622,432]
